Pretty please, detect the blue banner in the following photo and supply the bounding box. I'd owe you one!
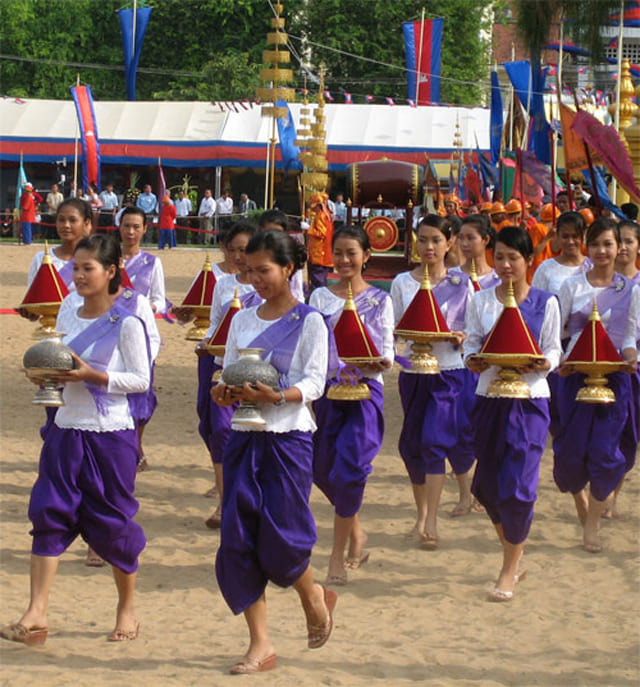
[276,101,302,172]
[503,60,550,165]
[585,167,626,220]
[490,70,503,165]
[15,159,28,210]
[118,7,152,101]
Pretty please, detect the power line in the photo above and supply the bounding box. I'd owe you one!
[0,53,203,78]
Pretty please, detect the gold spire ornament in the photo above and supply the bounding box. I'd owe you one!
[258,1,296,209]
[299,65,329,199]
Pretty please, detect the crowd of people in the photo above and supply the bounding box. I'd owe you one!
[12,181,263,248]
[1,189,638,676]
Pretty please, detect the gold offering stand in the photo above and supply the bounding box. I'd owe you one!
[570,361,626,404]
[476,353,545,399]
[326,358,383,401]
[564,301,626,404]
[394,268,458,374]
[181,254,213,341]
[474,283,545,399]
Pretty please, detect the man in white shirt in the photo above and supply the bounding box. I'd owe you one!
[174,190,193,244]
[198,189,216,245]
[333,193,347,227]
[215,189,234,241]
[45,183,64,239]
[98,183,119,231]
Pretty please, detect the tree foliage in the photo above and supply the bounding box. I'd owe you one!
[514,0,621,69]
[0,0,488,105]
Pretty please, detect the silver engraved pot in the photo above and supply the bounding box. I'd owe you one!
[23,334,77,406]
[221,348,279,427]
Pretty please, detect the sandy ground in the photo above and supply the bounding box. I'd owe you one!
[0,243,638,687]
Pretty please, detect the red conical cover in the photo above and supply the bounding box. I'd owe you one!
[120,266,134,289]
[565,316,622,363]
[20,256,69,306]
[480,304,542,355]
[471,278,481,292]
[208,299,241,347]
[181,256,216,307]
[333,308,380,360]
[395,283,450,336]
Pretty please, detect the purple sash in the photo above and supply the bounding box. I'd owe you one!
[67,304,131,415]
[326,286,388,352]
[57,259,74,287]
[434,272,471,332]
[478,270,501,290]
[248,303,337,387]
[568,274,634,351]
[125,252,156,297]
[221,290,262,316]
[517,287,552,343]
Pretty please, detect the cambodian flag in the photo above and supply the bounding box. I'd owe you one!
[344,92,353,104]
[406,98,416,108]
[323,90,334,102]
[70,85,101,191]
[403,18,444,105]
[604,1,640,27]
[385,97,395,106]
[365,94,375,103]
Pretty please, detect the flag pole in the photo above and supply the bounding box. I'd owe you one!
[416,7,426,105]
[611,0,624,201]
[556,15,564,175]
[73,74,80,196]
[509,43,515,150]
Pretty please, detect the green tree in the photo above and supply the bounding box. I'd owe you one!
[0,0,489,105]
[514,0,621,72]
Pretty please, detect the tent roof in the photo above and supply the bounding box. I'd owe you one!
[0,98,490,169]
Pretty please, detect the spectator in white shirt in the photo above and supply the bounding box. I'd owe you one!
[98,183,119,231]
[216,189,234,240]
[174,190,194,244]
[198,189,216,245]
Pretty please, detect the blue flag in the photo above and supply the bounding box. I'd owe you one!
[276,101,302,172]
[489,71,503,165]
[15,159,28,210]
[503,60,550,165]
[118,7,152,101]
[584,167,626,220]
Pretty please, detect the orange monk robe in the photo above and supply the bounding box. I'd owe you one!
[527,221,559,281]
[308,205,334,268]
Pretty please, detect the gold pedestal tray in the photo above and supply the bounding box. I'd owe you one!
[326,358,382,401]
[21,304,61,339]
[569,361,626,404]
[477,353,546,399]
[204,344,226,357]
[398,333,457,375]
[182,305,211,341]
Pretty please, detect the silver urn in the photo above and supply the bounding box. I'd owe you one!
[23,334,77,406]
[221,348,279,427]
